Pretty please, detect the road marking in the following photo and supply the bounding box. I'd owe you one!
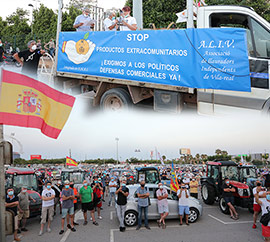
[59,230,71,242]
[110,225,186,242]
[110,211,115,220]
[208,214,227,224]
[208,214,253,225]
[59,210,80,242]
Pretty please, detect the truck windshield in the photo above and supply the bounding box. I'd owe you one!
[13,174,38,191]
[62,171,85,184]
[240,167,257,179]
[138,170,160,184]
[221,166,239,181]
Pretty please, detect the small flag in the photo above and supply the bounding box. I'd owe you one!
[170,161,180,192]
[66,156,78,166]
[176,6,197,23]
[158,152,165,166]
[0,70,75,139]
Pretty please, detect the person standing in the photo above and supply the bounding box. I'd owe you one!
[177,182,190,226]
[156,182,169,229]
[73,8,95,31]
[18,186,36,232]
[222,178,239,220]
[39,182,55,236]
[13,40,45,79]
[115,179,129,232]
[255,189,270,241]
[104,12,118,31]
[92,177,103,219]
[0,40,4,63]
[5,188,21,241]
[79,180,98,226]
[119,6,137,31]
[59,181,76,234]
[52,179,63,215]
[70,181,79,225]
[108,177,118,206]
[189,178,199,199]
[253,181,264,229]
[136,180,150,230]
[44,39,55,57]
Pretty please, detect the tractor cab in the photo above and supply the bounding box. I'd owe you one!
[135,167,161,184]
[238,165,258,188]
[61,168,87,190]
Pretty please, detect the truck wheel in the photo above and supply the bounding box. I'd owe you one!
[124,210,138,227]
[219,197,230,214]
[100,88,132,111]
[201,183,215,205]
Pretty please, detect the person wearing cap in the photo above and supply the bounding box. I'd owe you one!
[39,182,55,236]
[73,8,95,31]
[13,40,45,79]
[5,188,20,241]
[59,180,76,235]
[18,186,36,232]
[119,6,137,31]
[104,11,118,31]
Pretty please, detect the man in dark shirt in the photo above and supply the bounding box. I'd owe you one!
[115,179,129,232]
[13,40,45,79]
[5,188,21,241]
[222,177,239,220]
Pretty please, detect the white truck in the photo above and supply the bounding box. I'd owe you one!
[54,3,270,115]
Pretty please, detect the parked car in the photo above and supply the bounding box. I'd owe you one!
[124,184,203,227]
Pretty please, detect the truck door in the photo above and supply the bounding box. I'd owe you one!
[197,12,270,115]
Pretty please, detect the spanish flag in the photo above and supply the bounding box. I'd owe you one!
[66,156,78,166]
[0,70,75,139]
[170,161,180,192]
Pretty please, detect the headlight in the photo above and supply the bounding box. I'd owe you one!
[238,188,244,196]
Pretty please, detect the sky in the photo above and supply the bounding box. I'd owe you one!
[0,0,127,19]
[3,94,270,161]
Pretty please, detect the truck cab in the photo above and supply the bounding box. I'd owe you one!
[61,168,87,191]
[197,6,270,115]
[135,167,161,184]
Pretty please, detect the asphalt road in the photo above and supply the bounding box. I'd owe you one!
[6,195,263,242]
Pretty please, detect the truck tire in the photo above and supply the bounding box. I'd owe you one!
[201,183,215,205]
[100,88,132,111]
[219,197,230,214]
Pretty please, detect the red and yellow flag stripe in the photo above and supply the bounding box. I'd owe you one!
[66,156,78,166]
[0,70,75,139]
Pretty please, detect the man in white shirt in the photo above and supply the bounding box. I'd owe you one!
[177,182,190,226]
[119,6,137,31]
[104,12,118,31]
[252,181,264,229]
[73,8,95,31]
[156,183,169,228]
[39,182,55,236]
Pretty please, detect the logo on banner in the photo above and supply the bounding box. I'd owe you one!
[16,89,42,115]
[62,32,96,64]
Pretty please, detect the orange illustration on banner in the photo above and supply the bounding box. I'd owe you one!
[0,70,75,139]
[66,156,78,167]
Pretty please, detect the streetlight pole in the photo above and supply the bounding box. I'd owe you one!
[28,4,34,35]
[115,138,119,164]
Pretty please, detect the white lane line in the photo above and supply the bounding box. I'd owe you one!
[110,211,115,220]
[59,230,71,242]
[208,214,227,224]
[59,210,80,242]
[208,214,254,225]
[110,225,186,242]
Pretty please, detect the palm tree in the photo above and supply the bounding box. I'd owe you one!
[215,149,222,155]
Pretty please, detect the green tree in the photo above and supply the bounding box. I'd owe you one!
[125,0,186,28]
[62,6,81,31]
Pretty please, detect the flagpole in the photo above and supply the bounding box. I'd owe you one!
[0,68,6,242]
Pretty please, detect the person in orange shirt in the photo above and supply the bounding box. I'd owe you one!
[70,181,79,226]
